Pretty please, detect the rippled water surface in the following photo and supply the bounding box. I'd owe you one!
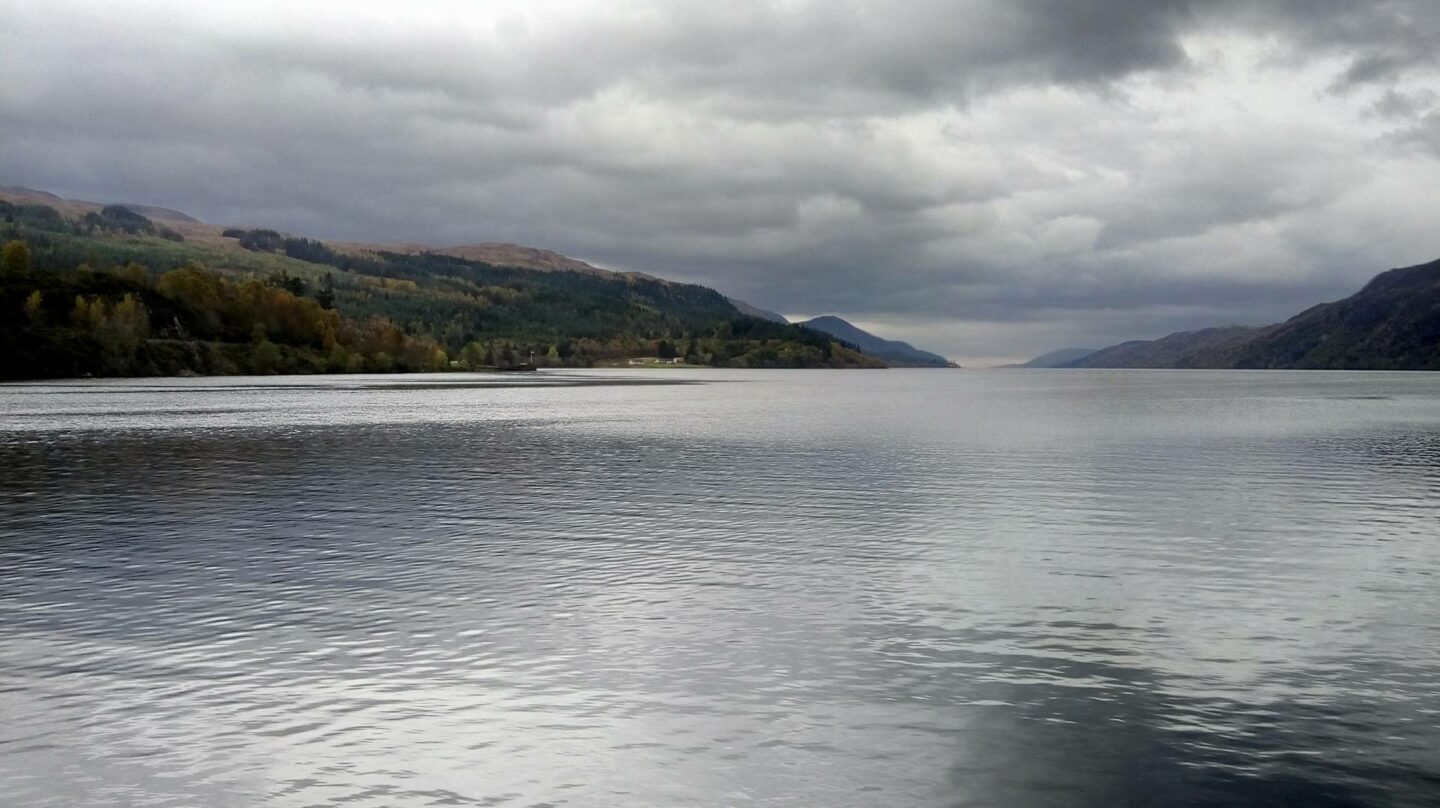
[3,369,1439,807]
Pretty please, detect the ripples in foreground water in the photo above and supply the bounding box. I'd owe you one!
[2,369,1439,807]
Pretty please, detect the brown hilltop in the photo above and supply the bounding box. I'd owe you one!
[0,186,658,280]
[339,240,638,278]
[0,186,230,246]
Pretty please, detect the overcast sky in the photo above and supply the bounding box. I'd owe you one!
[3,1,1439,364]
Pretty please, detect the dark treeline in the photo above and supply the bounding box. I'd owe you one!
[0,199,184,242]
[86,205,184,241]
[1,240,450,379]
[223,228,359,268]
[1,203,885,378]
[1,201,70,233]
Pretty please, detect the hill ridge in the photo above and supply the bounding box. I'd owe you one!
[0,185,897,377]
[1066,258,1440,370]
[799,315,955,367]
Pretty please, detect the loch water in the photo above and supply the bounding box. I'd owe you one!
[2,369,1438,807]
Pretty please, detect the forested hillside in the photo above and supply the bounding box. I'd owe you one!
[1065,257,1440,370]
[0,198,883,379]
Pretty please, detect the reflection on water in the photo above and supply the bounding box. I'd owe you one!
[2,370,1439,807]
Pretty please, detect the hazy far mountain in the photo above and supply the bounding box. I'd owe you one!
[1062,327,1261,368]
[999,348,1098,368]
[799,316,956,367]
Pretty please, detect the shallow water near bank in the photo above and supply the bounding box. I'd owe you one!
[2,369,1439,807]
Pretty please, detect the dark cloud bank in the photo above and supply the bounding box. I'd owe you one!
[3,0,1439,363]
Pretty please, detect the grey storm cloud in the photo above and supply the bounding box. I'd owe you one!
[3,0,1439,364]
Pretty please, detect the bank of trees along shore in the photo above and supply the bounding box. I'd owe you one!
[3,244,881,380]
[0,240,452,379]
[1,201,884,379]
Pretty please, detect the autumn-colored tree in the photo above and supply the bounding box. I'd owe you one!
[397,333,444,371]
[157,265,227,333]
[94,293,149,374]
[347,316,406,359]
[23,291,44,326]
[121,262,148,286]
[108,294,149,345]
[71,296,100,329]
[2,240,31,275]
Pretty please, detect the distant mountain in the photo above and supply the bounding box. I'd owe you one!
[1064,326,1261,368]
[727,297,788,324]
[1000,348,1098,368]
[799,316,956,367]
[1067,257,1440,370]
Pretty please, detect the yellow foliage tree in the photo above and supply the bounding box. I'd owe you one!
[1,240,30,275]
[23,290,44,325]
[71,296,100,329]
[94,293,149,374]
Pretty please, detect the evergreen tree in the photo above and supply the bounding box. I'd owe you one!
[316,272,337,309]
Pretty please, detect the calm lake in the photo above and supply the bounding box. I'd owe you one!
[2,369,1438,807]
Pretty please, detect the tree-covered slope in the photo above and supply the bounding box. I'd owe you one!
[0,194,886,378]
[1065,258,1440,370]
[1228,259,1440,369]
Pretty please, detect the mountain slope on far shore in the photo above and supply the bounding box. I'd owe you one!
[799,316,956,367]
[1063,326,1264,368]
[1065,257,1440,370]
[999,348,1097,368]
